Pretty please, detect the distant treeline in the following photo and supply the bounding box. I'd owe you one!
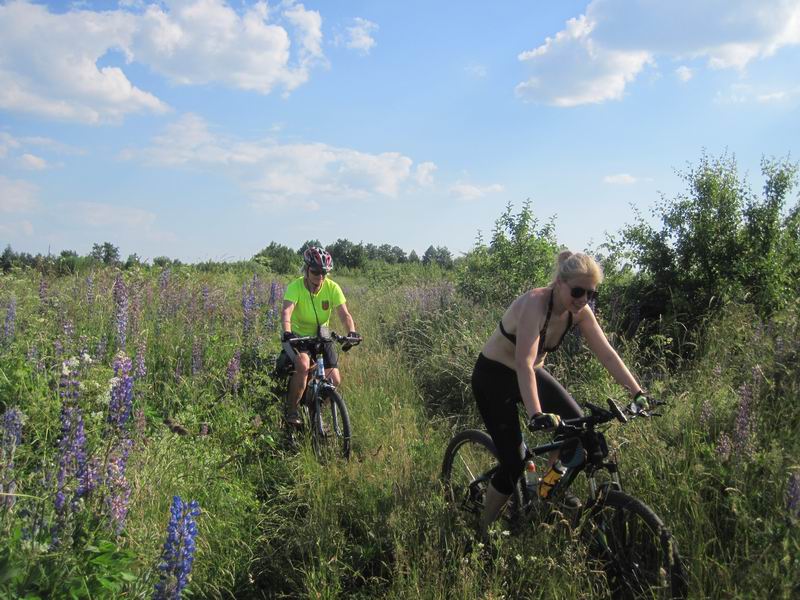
[0,239,455,276]
[3,151,799,343]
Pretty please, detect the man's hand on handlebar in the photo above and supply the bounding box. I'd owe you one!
[527,411,562,432]
[282,331,298,343]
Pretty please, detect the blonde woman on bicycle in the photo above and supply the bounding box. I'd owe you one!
[471,251,650,536]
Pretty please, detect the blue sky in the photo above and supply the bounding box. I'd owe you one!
[1,0,799,263]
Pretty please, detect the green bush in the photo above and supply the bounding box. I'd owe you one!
[617,153,800,330]
[457,200,559,307]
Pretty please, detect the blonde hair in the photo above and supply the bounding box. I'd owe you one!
[552,251,603,285]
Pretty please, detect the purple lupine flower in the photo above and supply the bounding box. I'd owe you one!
[788,472,800,520]
[54,359,88,522]
[225,350,240,395]
[159,269,171,292]
[38,278,48,304]
[77,335,90,358]
[135,338,147,380]
[63,319,74,340]
[202,285,210,312]
[113,275,129,349]
[716,432,732,462]
[96,337,108,361]
[134,408,147,443]
[54,339,64,358]
[241,281,257,345]
[699,398,713,429]
[79,455,101,495]
[191,337,203,376]
[733,383,754,458]
[154,496,201,600]
[109,353,134,431]
[105,437,133,534]
[1,408,24,510]
[27,345,45,372]
[3,298,16,343]
[86,275,95,305]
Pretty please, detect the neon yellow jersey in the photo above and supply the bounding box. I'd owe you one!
[283,277,347,337]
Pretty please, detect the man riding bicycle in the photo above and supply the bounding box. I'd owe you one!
[280,246,361,425]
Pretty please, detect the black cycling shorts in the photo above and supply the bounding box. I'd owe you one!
[471,353,582,495]
[282,340,339,370]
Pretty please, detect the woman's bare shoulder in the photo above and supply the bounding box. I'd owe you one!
[508,286,550,323]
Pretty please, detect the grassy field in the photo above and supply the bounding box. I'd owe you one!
[1,264,799,599]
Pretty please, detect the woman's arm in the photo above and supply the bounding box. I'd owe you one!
[577,308,642,397]
[514,294,545,419]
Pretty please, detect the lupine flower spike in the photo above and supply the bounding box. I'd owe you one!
[154,496,201,600]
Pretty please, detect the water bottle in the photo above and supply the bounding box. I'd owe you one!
[538,463,565,499]
[524,460,539,495]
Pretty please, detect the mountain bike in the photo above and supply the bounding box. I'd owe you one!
[441,397,688,599]
[274,329,360,461]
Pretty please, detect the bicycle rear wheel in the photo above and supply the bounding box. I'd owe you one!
[311,388,351,461]
[582,490,687,599]
[441,430,523,523]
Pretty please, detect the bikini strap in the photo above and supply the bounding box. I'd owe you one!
[539,287,554,349]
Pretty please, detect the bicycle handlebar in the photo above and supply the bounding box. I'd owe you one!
[527,397,667,435]
[286,331,362,352]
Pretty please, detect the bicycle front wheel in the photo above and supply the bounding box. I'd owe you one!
[441,430,523,523]
[311,388,351,461]
[582,490,687,599]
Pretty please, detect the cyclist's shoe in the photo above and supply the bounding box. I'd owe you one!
[556,491,582,510]
[284,410,302,426]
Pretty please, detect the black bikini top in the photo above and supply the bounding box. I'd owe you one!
[498,287,572,355]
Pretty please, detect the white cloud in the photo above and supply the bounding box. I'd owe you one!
[675,65,693,82]
[715,83,798,104]
[0,132,22,158]
[448,181,504,201]
[0,175,39,213]
[0,220,34,237]
[517,1,800,106]
[414,162,437,186]
[123,114,423,207]
[465,63,488,78]
[757,90,788,102]
[20,153,48,170]
[603,173,637,185]
[0,1,166,123]
[72,202,156,228]
[0,0,326,123]
[133,0,324,94]
[345,17,378,54]
[517,15,652,106]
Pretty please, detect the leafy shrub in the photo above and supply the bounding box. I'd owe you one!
[457,200,559,307]
[616,153,800,331]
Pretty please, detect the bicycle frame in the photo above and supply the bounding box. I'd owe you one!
[517,402,635,517]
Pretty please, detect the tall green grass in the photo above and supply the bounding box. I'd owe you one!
[1,267,798,598]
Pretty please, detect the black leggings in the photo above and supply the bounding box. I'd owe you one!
[471,353,582,495]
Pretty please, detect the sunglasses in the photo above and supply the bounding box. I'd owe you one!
[308,268,327,277]
[569,286,598,301]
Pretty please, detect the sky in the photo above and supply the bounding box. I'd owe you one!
[1,0,799,263]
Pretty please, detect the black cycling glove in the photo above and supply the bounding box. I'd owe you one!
[527,412,562,432]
